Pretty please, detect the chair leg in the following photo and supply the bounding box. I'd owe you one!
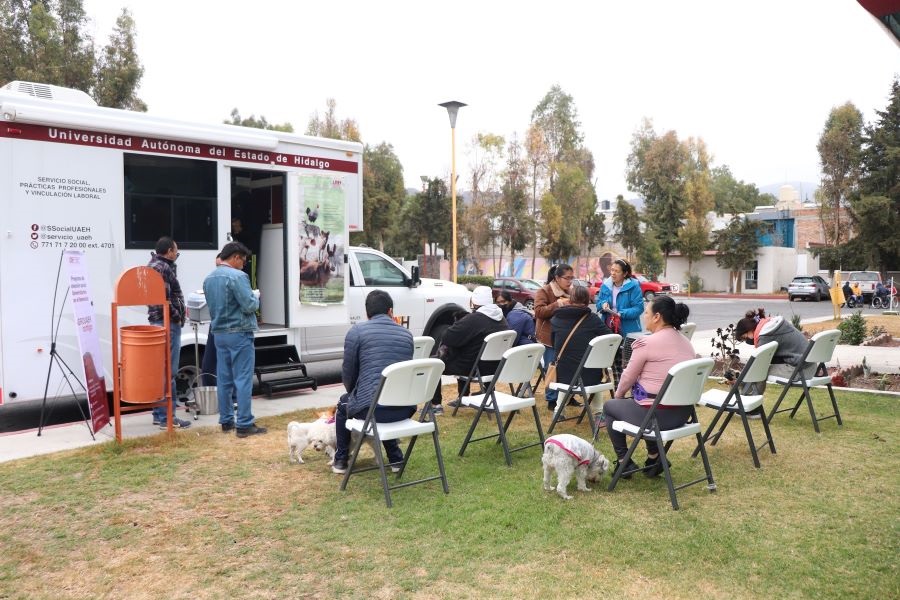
[431,429,450,494]
[458,405,486,457]
[497,411,515,444]
[737,412,761,469]
[759,409,777,455]
[767,381,792,421]
[710,411,734,447]
[607,433,643,491]
[827,385,843,426]
[340,427,369,491]
[398,435,419,478]
[694,431,717,494]
[371,437,393,508]
[532,404,546,445]
[657,440,679,510]
[693,406,726,458]
[493,407,514,466]
[803,390,821,433]
[547,389,571,434]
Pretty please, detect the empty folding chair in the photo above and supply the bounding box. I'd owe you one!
[458,343,546,466]
[340,358,449,508]
[547,334,622,440]
[693,341,778,468]
[450,330,517,416]
[767,329,842,433]
[412,336,435,359]
[680,322,697,340]
[607,357,716,510]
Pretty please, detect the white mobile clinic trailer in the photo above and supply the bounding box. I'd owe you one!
[0,81,469,405]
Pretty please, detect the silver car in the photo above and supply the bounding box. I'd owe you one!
[788,275,830,302]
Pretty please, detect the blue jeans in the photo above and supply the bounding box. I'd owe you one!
[333,395,414,463]
[216,331,256,428]
[151,320,181,420]
[543,345,558,403]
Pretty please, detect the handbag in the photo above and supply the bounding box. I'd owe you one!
[608,313,621,334]
[544,313,589,392]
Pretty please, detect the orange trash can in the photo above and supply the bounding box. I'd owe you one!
[120,325,167,403]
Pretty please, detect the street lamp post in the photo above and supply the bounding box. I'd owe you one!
[439,100,466,283]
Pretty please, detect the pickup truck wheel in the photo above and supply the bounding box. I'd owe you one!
[428,323,450,355]
[643,290,655,301]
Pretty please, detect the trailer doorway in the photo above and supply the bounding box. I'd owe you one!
[230,168,288,327]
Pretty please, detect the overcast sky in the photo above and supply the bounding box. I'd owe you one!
[83,0,899,201]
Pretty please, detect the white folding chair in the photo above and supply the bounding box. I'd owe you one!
[412,336,435,359]
[694,341,779,468]
[680,322,697,340]
[767,330,842,433]
[339,358,449,508]
[607,357,716,510]
[547,334,622,441]
[450,330,517,416]
[458,343,546,465]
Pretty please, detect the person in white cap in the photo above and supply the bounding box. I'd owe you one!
[430,286,508,415]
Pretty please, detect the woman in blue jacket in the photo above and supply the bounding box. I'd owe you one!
[596,258,643,335]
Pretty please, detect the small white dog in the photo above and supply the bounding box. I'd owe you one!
[287,410,337,465]
[542,433,610,500]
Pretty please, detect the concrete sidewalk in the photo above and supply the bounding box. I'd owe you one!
[0,384,344,464]
[1,323,895,465]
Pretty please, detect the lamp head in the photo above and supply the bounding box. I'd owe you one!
[438,100,467,128]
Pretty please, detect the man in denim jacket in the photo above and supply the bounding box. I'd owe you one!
[203,242,266,438]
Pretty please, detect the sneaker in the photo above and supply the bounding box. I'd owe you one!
[447,400,462,408]
[643,455,671,478]
[235,424,268,438]
[566,398,583,408]
[547,401,557,413]
[152,414,163,426]
[158,417,192,430]
[594,415,607,430]
[430,404,444,416]
[614,459,641,480]
[221,422,235,433]
[331,459,348,474]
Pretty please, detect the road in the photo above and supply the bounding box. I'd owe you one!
[0,297,838,433]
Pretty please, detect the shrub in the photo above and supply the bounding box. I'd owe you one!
[686,273,704,293]
[457,275,494,288]
[790,313,803,333]
[838,311,867,345]
[710,323,741,376]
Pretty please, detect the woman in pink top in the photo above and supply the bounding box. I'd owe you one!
[603,296,695,479]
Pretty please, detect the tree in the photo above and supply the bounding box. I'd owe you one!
[538,192,565,261]
[626,120,689,275]
[0,1,146,110]
[305,98,361,141]
[525,123,550,276]
[612,195,641,262]
[225,109,294,132]
[540,162,593,264]
[816,102,863,246]
[635,230,664,280]
[462,132,505,270]
[709,165,762,215]
[356,143,405,252]
[496,136,533,269]
[413,178,451,255]
[677,138,715,282]
[530,85,585,177]
[712,216,768,293]
[853,78,900,272]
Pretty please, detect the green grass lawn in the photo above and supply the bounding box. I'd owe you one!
[0,387,897,599]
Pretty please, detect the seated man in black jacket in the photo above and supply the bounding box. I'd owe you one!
[430,286,508,415]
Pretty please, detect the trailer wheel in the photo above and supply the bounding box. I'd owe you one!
[176,351,200,407]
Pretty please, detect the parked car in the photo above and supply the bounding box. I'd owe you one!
[634,273,673,301]
[848,271,882,301]
[788,275,831,302]
[491,277,541,309]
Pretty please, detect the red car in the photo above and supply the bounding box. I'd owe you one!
[491,277,541,309]
[589,273,673,302]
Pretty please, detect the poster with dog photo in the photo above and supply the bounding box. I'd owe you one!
[298,174,345,305]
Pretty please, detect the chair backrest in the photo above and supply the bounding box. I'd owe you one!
[479,330,517,362]
[375,359,445,407]
[493,343,545,385]
[412,336,435,360]
[656,357,715,407]
[582,334,623,369]
[680,322,697,340]
[740,341,779,384]
[805,329,840,365]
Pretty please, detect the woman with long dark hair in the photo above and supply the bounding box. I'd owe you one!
[603,296,694,478]
[534,263,574,411]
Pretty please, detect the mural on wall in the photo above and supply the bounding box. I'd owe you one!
[458,250,621,283]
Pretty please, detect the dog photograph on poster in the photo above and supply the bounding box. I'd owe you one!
[298,175,345,305]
